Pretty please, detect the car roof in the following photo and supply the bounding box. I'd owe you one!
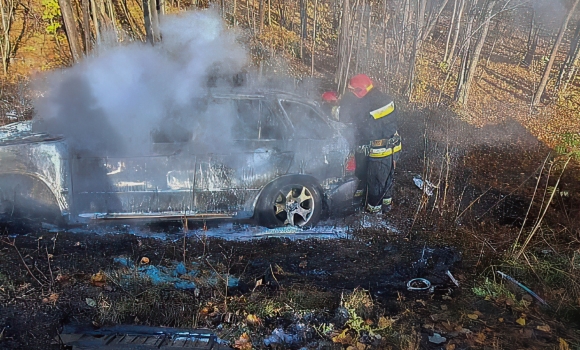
[206,88,318,104]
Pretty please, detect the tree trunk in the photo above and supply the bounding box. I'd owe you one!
[556,19,580,90]
[336,0,350,88]
[443,0,458,64]
[454,7,473,101]
[311,0,318,76]
[143,0,153,44]
[299,0,306,59]
[267,0,271,26]
[406,0,427,98]
[258,0,264,33]
[423,0,450,42]
[532,0,580,106]
[365,2,372,70]
[150,0,160,42]
[0,0,16,74]
[354,0,365,73]
[80,0,91,54]
[521,7,537,67]
[456,0,496,105]
[446,0,465,65]
[91,0,101,44]
[58,0,83,62]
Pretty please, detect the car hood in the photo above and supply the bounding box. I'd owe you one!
[0,121,62,145]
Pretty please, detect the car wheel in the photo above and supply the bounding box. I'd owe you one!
[256,176,323,228]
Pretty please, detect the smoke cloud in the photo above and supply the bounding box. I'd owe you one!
[32,9,248,156]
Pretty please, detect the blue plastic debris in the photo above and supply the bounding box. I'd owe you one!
[113,257,134,268]
[113,257,197,290]
[174,262,187,276]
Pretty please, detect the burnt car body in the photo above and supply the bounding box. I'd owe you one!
[0,90,360,228]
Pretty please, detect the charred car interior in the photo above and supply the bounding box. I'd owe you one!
[0,90,360,228]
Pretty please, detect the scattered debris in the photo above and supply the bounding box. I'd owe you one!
[58,324,230,349]
[428,333,447,344]
[496,271,548,306]
[263,327,301,346]
[446,270,460,287]
[407,278,432,292]
[413,175,437,197]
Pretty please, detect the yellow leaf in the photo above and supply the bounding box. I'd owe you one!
[140,256,150,264]
[246,314,261,326]
[536,325,551,332]
[90,271,107,287]
[498,318,504,323]
[378,316,394,328]
[516,317,526,326]
[559,338,570,350]
[467,313,478,320]
[332,329,354,345]
[234,333,252,350]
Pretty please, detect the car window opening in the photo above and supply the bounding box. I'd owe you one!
[279,100,330,140]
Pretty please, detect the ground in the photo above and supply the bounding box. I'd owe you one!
[1,104,578,350]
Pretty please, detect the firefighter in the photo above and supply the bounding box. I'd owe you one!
[340,74,401,214]
[321,91,340,120]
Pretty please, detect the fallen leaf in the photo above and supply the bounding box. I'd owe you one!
[475,332,486,344]
[536,325,551,332]
[467,313,479,320]
[86,298,97,307]
[90,271,106,287]
[140,256,150,264]
[378,316,394,328]
[55,274,70,283]
[559,338,570,350]
[445,344,456,350]
[516,317,526,326]
[332,329,354,344]
[498,317,504,323]
[474,310,483,317]
[234,333,252,350]
[246,314,261,326]
[355,342,366,350]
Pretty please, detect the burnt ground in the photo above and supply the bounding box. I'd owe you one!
[1,106,580,350]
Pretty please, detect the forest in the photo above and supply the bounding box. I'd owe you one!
[0,0,580,349]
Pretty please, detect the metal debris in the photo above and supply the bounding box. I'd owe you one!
[446,270,460,287]
[407,278,432,292]
[413,175,437,197]
[57,324,231,349]
[428,333,447,344]
[496,270,548,306]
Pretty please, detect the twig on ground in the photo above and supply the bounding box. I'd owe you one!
[0,238,44,287]
[511,153,550,255]
[455,187,492,221]
[515,157,571,259]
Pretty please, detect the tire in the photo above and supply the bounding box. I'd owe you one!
[255,175,323,228]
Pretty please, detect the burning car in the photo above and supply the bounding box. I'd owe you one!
[0,90,359,228]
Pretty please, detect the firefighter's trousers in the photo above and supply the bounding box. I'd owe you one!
[365,154,394,213]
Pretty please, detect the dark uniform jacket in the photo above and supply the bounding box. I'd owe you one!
[339,88,398,147]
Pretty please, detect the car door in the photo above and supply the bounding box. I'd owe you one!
[277,99,348,181]
[193,97,293,216]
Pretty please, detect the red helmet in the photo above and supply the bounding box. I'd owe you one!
[348,74,374,98]
[322,91,339,102]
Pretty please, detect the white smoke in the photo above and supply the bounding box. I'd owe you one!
[32,9,248,155]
